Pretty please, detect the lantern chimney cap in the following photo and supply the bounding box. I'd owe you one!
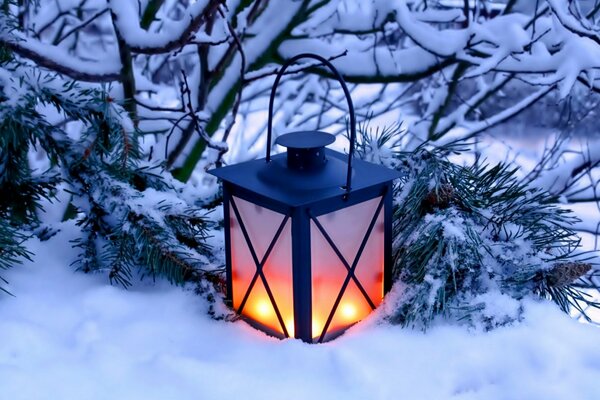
[275,131,336,172]
[275,131,335,149]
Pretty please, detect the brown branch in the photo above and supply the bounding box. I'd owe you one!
[109,9,138,124]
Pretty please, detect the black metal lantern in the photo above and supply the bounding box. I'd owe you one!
[209,53,401,343]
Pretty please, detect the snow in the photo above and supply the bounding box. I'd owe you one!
[280,37,442,78]
[1,222,599,400]
[395,2,470,57]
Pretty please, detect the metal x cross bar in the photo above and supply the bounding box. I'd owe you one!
[229,197,291,337]
[309,195,385,343]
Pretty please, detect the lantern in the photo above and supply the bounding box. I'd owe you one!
[209,53,401,343]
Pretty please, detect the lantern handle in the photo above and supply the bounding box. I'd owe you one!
[266,53,356,195]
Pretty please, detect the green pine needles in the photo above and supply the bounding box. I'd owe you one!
[390,147,597,329]
[1,20,219,292]
[355,123,598,329]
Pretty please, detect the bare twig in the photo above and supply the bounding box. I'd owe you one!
[56,8,109,44]
[135,98,184,113]
[164,70,227,161]
[244,50,348,83]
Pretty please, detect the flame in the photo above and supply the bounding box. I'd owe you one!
[255,299,272,317]
[340,302,357,320]
[240,279,379,340]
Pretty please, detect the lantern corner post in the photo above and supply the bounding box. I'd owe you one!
[291,206,313,342]
[383,182,394,294]
[222,183,234,307]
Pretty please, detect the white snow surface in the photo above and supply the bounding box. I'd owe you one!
[1,221,599,400]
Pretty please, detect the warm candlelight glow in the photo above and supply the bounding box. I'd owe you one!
[255,300,272,317]
[340,302,357,320]
[312,318,323,338]
[230,195,385,341]
[310,196,385,341]
[285,318,295,337]
[230,197,294,337]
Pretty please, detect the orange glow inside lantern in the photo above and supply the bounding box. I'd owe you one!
[229,195,384,342]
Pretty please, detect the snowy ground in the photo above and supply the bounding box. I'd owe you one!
[1,221,599,400]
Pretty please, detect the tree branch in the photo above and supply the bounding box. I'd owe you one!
[110,0,222,55]
[56,8,109,44]
[3,37,121,82]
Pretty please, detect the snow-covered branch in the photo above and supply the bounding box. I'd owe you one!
[6,0,600,195]
[3,32,121,82]
[108,0,224,54]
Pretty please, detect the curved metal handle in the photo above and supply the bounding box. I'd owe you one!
[266,53,356,194]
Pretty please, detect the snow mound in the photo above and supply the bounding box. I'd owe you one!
[0,222,598,400]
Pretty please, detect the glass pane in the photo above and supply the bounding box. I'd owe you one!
[354,206,385,306]
[229,196,293,336]
[262,218,294,336]
[241,278,293,336]
[309,224,347,339]
[311,197,385,340]
[317,196,381,264]
[232,196,284,261]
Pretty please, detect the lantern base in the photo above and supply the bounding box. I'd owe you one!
[238,314,357,343]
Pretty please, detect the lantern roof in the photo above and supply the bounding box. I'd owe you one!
[209,148,402,208]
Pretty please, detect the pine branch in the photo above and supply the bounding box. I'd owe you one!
[357,129,599,329]
[1,43,220,295]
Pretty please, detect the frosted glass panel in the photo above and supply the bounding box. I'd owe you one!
[309,225,347,338]
[230,201,255,311]
[229,196,293,336]
[324,280,373,341]
[231,196,284,261]
[311,197,384,340]
[317,197,381,264]
[262,219,294,336]
[354,207,385,306]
